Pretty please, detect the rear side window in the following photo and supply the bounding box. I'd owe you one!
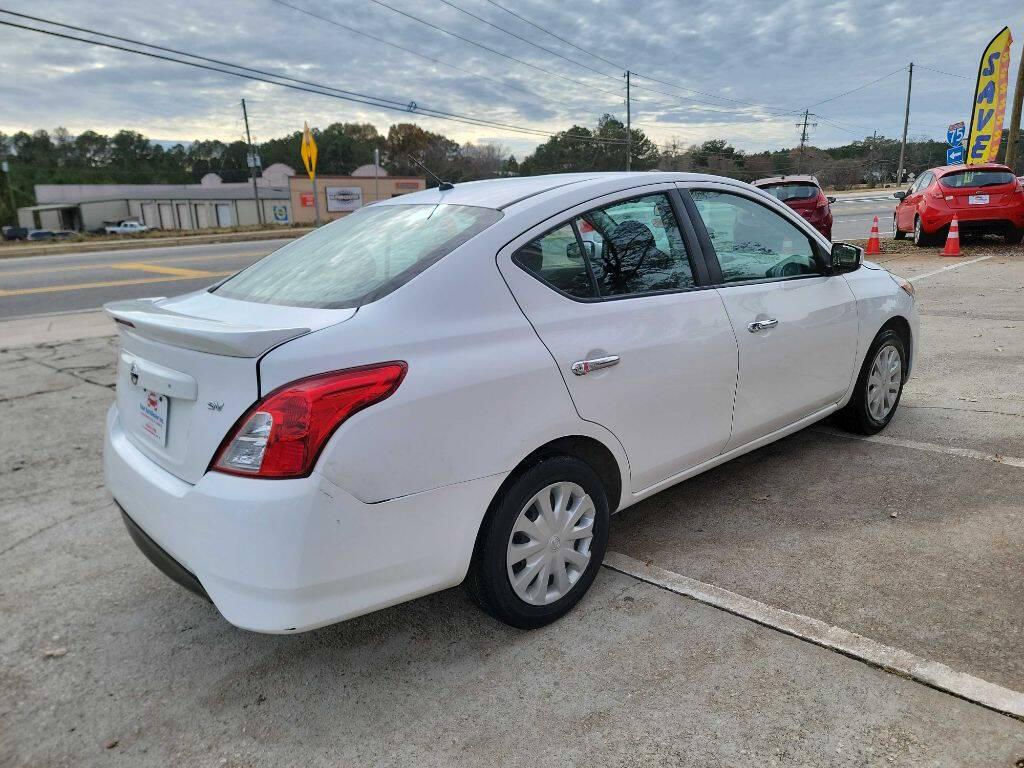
[512,223,595,299]
[214,204,502,308]
[759,183,818,201]
[513,193,696,300]
[939,170,1016,188]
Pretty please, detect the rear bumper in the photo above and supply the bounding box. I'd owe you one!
[104,404,506,633]
[921,206,1024,232]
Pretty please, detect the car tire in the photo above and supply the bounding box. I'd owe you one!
[840,328,908,435]
[893,213,905,240]
[1004,227,1023,245]
[466,455,609,629]
[912,216,929,247]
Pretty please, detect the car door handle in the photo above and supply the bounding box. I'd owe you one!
[747,319,778,333]
[571,355,620,376]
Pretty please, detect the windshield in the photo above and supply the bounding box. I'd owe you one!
[759,183,819,202]
[939,170,1015,189]
[213,204,502,308]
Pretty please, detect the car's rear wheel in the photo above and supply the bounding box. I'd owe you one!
[840,328,907,434]
[466,456,609,629]
[893,213,905,240]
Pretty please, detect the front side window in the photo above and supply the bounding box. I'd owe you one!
[690,190,820,283]
[214,204,502,308]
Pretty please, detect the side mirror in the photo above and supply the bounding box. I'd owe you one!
[566,240,595,260]
[826,196,836,204]
[893,191,906,200]
[829,242,863,274]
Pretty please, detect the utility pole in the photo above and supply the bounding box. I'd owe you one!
[896,62,913,186]
[624,70,632,172]
[1005,46,1024,172]
[1,159,15,224]
[241,99,263,226]
[795,110,815,173]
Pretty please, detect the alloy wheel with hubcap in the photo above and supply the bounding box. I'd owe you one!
[506,481,595,605]
[913,217,926,246]
[866,344,902,421]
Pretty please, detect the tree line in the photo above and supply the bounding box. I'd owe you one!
[3,116,1020,226]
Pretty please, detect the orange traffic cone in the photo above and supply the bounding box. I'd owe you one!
[941,216,961,257]
[866,215,882,255]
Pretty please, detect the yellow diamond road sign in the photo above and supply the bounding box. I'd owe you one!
[301,121,318,180]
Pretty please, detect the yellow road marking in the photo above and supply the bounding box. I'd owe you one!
[0,250,269,277]
[110,261,219,278]
[0,272,235,297]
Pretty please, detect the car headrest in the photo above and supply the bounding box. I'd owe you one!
[609,220,656,258]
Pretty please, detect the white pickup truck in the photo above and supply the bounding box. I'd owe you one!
[104,220,149,234]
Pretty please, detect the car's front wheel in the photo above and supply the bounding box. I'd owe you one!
[840,328,907,434]
[893,213,905,240]
[466,456,609,629]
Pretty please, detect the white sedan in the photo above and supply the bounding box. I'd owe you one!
[104,172,917,632]
[104,220,149,234]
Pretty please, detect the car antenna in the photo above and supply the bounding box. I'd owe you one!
[407,154,454,191]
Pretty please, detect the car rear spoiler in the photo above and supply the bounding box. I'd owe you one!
[103,298,310,358]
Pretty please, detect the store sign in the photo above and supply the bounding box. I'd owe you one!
[395,181,420,190]
[300,193,314,207]
[326,186,363,212]
[272,204,289,223]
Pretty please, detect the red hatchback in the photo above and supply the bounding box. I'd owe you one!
[894,163,1024,246]
[752,175,835,239]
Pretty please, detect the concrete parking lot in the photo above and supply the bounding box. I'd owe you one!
[1,240,1022,766]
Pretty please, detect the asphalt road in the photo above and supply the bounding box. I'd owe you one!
[0,191,903,321]
[829,191,899,241]
[0,239,287,320]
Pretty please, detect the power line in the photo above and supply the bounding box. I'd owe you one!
[363,0,625,100]
[916,64,970,80]
[433,0,619,84]
[0,14,633,146]
[265,0,602,112]
[479,0,804,116]
[805,65,908,108]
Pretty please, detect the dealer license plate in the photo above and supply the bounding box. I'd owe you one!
[137,389,169,446]
[968,194,989,205]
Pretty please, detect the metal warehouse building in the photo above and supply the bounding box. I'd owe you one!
[17,164,297,233]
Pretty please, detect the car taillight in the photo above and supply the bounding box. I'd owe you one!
[212,362,407,478]
[929,187,944,199]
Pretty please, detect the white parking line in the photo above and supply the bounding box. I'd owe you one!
[909,254,994,282]
[603,551,1024,720]
[816,428,1024,468]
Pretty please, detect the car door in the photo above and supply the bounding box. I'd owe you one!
[497,186,738,493]
[680,183,859,449]
[899,173,929,231]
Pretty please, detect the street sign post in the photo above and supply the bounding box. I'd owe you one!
[946,121,966,164]
[301,122,321,226]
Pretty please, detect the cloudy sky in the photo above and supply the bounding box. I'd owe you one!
[0,0,1021,158]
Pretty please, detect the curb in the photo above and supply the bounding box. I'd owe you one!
[0,228,311,260]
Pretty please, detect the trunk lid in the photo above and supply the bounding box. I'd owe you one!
[944,183,1014,210]
[106,291,355,484]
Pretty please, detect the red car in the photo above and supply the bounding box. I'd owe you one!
[894,163,1024,245]
[752,175,835,239]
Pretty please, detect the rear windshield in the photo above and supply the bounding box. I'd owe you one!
[213,204,502,308]
[939,170,1016,189]
[759,183,819,201]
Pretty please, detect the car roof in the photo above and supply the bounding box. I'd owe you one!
[751,175,819,187]
[371,172,751,210]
